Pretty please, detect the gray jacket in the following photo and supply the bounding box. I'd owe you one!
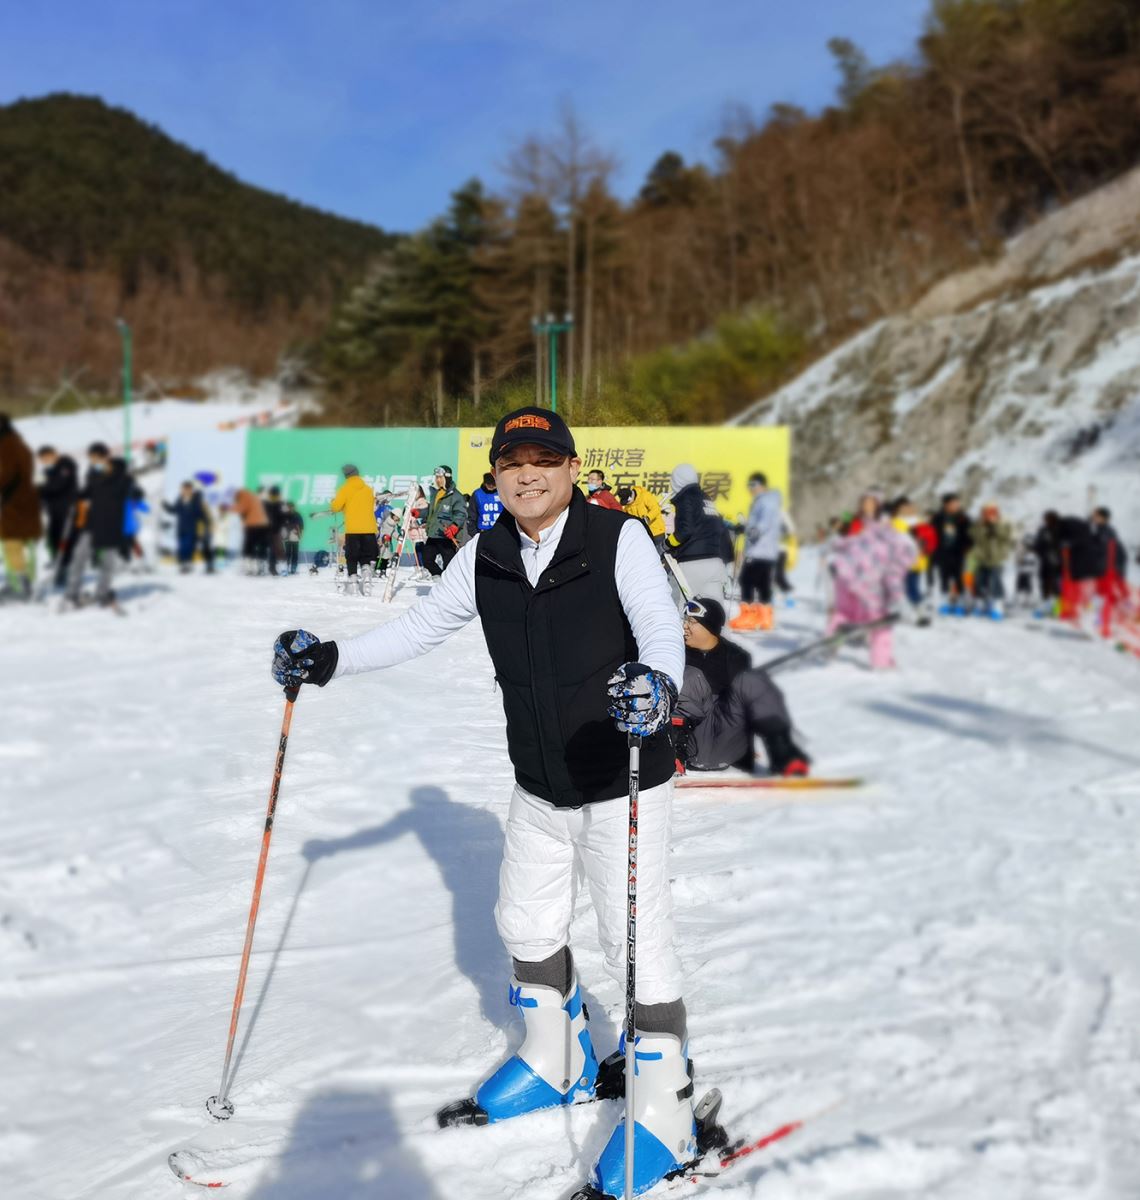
[425,484,468,538]
[744,488,782,562]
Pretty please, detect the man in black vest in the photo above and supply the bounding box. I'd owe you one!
[272,407,696,1198]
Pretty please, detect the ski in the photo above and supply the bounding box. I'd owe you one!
[382,483,419,603]
[680,1107,816,1188]
[677,775,863,791]
[756,614,900,675]
[569,1095,830,1198]
[168,1149,231,1189]
[662,553,693,601]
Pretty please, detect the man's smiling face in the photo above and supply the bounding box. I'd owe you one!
[493,443,582,535]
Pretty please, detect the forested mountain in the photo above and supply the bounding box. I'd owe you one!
[4,0,1139,421]
[0,94,394,398]
[321,0,1140,427]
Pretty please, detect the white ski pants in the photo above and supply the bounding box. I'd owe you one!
[495,779,684,1005]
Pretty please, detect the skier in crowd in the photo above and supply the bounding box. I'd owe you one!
[468,471,502,533]
[272,406,700,1199]
[408,485,430,577]
[845,490,882,536]
[122,483,150,568]
[0,413,43,601]
[889,497,934,621]
[970,503,1014,617]
[586,468,624,511]
[1033,511,1064,602]
[617,483,666,555]
[281,501,304,574]
[260,486,287,576]
[932,493,972,614]
[1014,535,1038,608]
[63,441,133,608]
[196,487,216,574]
[36,444,79,573]
[421,464,467,576]
[666,463,731,602]
[729,472,782,632]
[227,487,271,574]
[825,493,915,668]
[1089,506,1129,584]
[164,481,207,573]
[329,464,379,594]
[376,505,401,577]
[773,509,796,597]
[675,597,810,777]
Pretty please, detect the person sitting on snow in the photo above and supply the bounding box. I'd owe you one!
[674,596,810,777]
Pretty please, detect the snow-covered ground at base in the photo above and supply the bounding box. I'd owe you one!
[5,554,1140,1200]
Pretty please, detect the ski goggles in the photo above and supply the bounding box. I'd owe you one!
[683,599,709,620]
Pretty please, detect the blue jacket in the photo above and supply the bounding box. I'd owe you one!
[124,495,150,538]
[162,494,202,541]
[744,488,782,562]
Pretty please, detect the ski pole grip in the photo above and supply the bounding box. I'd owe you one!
[283,684,301,702]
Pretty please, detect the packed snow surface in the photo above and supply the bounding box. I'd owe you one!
[5,558,1140,1199]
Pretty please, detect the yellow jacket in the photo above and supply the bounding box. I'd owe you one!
[892,517,927,573]
[330,476,378,534]
[623,487,666,538]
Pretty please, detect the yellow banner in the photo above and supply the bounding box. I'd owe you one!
[458,425,790,521]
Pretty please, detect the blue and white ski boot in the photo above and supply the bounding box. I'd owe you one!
[582,1031,700,1197]
[436,977,604,1127]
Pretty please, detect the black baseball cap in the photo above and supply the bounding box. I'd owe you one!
[489,406,576,466]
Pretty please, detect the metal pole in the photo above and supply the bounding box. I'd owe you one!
[624,734,640,1200]
[117,320,133,464]
[207,687,299,1119]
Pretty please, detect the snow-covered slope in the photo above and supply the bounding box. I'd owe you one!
[12,374,302,459]
[4,560,1140,1199]
[736,169,1140,540]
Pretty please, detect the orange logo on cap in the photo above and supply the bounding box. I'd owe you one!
[504,414,552,433]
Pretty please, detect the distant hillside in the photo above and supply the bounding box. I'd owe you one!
[0,94,395,398]
[736,166,1140,542]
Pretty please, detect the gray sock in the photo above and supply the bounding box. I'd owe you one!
[635,998,687,1042]
[513,946,573,995]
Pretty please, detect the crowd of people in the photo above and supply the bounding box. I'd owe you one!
[0,414,155,609]
[2,404,1133,644]
[820,492,1132,619]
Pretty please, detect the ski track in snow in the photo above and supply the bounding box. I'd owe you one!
[5,555,1140,1199]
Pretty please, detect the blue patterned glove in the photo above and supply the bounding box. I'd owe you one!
[606,662,678,737]
[272,629,339,689]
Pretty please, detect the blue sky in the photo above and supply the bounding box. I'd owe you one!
[0,1,932,232]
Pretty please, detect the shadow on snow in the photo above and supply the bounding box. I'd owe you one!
[246,1086,441,1199]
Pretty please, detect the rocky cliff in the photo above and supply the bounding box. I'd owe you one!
[736,167,1140,542]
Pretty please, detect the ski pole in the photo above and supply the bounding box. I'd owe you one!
[207,684,300,1121]
[758,613,900,676]
[624,733,640,1200]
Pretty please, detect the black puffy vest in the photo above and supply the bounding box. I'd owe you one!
[474,490,675,807]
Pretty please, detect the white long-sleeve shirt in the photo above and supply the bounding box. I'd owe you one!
[334,506,685,689]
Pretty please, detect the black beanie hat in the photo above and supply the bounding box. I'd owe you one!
[688,596,726,637]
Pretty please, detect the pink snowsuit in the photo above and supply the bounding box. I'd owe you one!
[826,521,916,668]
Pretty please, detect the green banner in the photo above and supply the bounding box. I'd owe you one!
[245,427,458,552]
